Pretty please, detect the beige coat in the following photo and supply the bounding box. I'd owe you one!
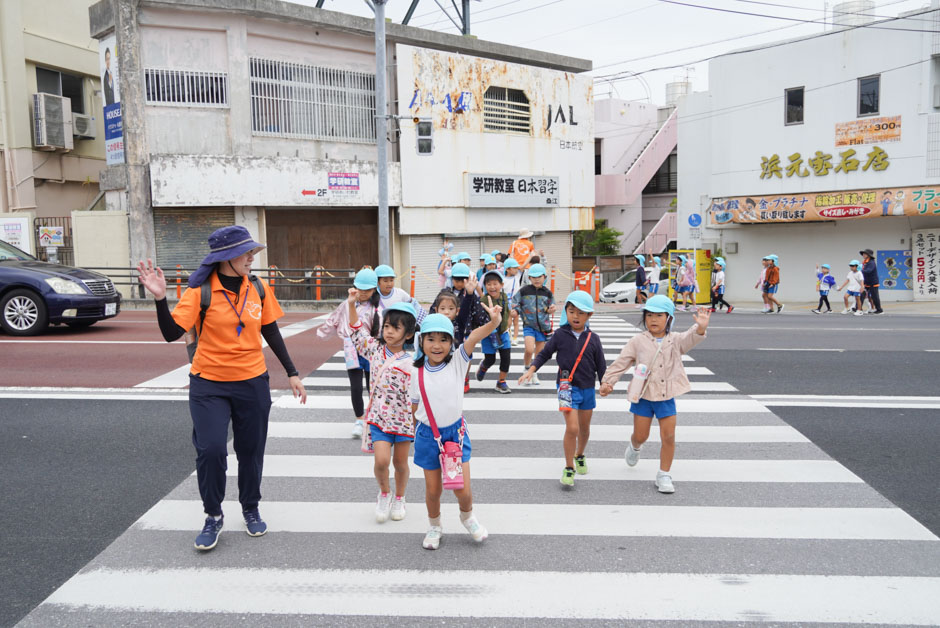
[602,324,706,401]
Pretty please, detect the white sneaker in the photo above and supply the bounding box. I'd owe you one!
[351,420,363,438]
[625,444,641,467]
[840,308,850,314]
[422,526,443,550]
[531,373,540,386]
[461,515,488,542]
[375,492,392,523]
[390,496,406,521]
[655,471,675,494]
[854,310,864,316]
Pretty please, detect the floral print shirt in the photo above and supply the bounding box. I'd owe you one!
[350,325,414,436]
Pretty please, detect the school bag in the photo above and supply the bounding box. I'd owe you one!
[186,275,266,363]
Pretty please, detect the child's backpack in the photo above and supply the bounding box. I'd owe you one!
[186,275,266,362]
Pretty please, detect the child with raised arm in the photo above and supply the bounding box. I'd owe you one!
[600,295,710,494]
[519,291,606,487]
[813,263,837,314]
[411,301,503,550]
[347,290,417,523]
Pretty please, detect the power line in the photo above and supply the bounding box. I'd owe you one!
[411,0,523,23]
[732,0,933,22]
[520,3,658,44]
[473,0,570,25]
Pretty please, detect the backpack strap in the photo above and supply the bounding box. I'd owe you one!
[248,274,266,306]
[197,281,211,336]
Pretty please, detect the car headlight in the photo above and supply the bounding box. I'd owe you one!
[45,277,87,294]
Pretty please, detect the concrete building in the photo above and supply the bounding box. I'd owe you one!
[0,0,106,261]
[678,3,940,302]
[87,0,593,300]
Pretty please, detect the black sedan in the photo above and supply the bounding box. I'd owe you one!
[0,239,121,335]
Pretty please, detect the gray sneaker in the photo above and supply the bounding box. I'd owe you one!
[423,526,443,550]
[625,444,641,467]
[655,471,675,494]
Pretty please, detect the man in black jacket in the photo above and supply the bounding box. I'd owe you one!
[859,248,883,314]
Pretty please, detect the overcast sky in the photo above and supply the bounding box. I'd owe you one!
[292,0,932,105]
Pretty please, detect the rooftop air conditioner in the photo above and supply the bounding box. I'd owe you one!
[72,112,96,139]
[33,92,74,151]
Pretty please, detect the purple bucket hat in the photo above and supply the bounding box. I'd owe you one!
[188,225,265,287]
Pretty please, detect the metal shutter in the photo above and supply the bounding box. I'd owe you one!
[408,235,445,303]
[537,231,574,297]
[153,208,235,269]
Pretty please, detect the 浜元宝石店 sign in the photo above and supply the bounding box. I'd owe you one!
[708,185,940,225]
[467,174,559,208]
[835,116,901,147]
[913,229,939,302]
[759,146,888,180]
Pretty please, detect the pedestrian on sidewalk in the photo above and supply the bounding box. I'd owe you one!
[519,291,607,488]
[512,263,556,386]
[671,255,695,311]
[411,305,502,550]
[813,264,837,314]
[346,290,417,524]
[756,257,770,313]
[472,270,513,394]
[318,268,380,439]
[837,260,865,315]
[762,254,784,313]
[710,257,733,313]
[860,248,884,314]
[634,254,649,307]
[600,295,710,494]
[650,256,663,294]
[136,225,307,551]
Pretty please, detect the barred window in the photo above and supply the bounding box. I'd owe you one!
[483,86,530,135]
[144,69,228,107]
[249,58,376,143]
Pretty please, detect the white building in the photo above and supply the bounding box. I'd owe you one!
[87,0,593,300]
[678,3,940,302]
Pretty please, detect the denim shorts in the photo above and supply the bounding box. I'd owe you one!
[763,283,778,294]
[676,286,693,294]
[715,286,725,295]
[650,284,659,294]
[558,384,596,410]
[369,423,415,445]
[413,420,472,470]
[629,397,677,419]
[481,330,511,354]
[523,326,548,342]
[847,290,861,297]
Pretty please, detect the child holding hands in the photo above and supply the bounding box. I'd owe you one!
[600,295,710,494]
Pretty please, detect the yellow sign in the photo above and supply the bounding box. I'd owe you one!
[708,185,939,225]
[666,249,713,305]
[835,116,901,147]
[760,147,888,179]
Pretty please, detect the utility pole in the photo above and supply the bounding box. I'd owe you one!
[374,0,390,265]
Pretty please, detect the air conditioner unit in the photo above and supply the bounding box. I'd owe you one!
[32,92,74,151]
[72,112,96,139]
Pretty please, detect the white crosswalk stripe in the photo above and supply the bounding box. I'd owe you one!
[22,314,940,626]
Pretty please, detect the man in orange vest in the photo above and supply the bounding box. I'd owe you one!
[510,228,536,269]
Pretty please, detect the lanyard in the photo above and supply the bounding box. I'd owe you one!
[222,284,249,336]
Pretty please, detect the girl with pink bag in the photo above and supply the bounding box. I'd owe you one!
[409,302,502,550]
[347,289,418,524]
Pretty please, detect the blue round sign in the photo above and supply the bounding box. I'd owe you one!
[688,213,702,227]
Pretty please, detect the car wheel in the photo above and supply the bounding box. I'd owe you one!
[65,320,97,328]
[0,289,49,336]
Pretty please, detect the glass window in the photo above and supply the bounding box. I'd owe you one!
[644,153,677,194]
[35,67,84,113]
[36,68,60,95]
[785,87,803,125]
[858,75,880,116]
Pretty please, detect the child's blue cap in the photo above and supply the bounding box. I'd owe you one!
[450,254,459,264]
[635,254,646,266]
[565,290,594,313]
[821,263,831,270]
[353,268,378,290]
[491,249,501,257]
[419,313,455,337]
[483,255,497,265]
[451,263,471,279]
[374,264,396,278]
[643,294,675,317]
[527,263,547,278]
[849,259,860,267]
[457,252,471,262]
[715,257,726,268]
[654,256,661,265]
[385,301,416,318]
[479,253,488,260]
[482,270,504,284]
[503,258,520,269]
[678,255,686,263]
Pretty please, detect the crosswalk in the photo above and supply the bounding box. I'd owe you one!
[19,315,940,625]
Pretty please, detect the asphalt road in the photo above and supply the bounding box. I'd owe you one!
[1,309,937,626]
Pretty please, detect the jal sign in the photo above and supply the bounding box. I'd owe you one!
[468,174,559,208]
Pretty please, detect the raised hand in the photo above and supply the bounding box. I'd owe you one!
[480,300,503,327]
[465,274,479,295]
[137,259,167,300]
[347,287,359,303]
[693,306,712,332]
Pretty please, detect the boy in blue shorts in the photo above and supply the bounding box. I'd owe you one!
[512,263,556,386]
[520,291,606,487]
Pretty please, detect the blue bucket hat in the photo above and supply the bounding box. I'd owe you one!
[375,264,396,278]
[654,256,661,265]
[491,249,501,257]
[635,254,646,266]
[482,270,504,284]
[678,255,687,264]
[457,252,472,262]
[849,259,861,267]
[450,254,459,264]
[565,290,594,313]
[483,255,497,266]
[451,262,471,279]
[420,312,455,337]
[354,268,378,290]
[821,263,831,270]
[188,225,266,288]
[715,257,726,268]
[479,253,488,260]
[528,263,547,277]
[503,258,520,269]
[384,301,416,318]
[643,294,675,317]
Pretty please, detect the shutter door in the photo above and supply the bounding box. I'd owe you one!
[537,231,574,297]
[154,208,235,269]
[408,235,445,303]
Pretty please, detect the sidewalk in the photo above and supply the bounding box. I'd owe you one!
[593,300,940,316]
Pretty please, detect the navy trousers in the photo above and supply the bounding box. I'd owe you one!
[189,373,272,516]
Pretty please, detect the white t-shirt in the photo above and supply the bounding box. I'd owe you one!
[714,270,725,287]
[410,345,472,429]
[845,270,864,292]
[503,272,522,299]
[379,287,412,313]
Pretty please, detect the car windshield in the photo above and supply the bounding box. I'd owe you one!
[0,239,35,261]
[612,270,636,284]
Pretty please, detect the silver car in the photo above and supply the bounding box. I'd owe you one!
[600,267,669,303]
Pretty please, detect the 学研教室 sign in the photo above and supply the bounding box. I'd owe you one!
[467,174,559,208]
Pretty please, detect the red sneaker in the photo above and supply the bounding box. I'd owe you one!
[727,305,734,313]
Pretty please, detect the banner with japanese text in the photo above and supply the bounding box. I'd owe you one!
[912,229,939,302]
[707,185,940,225]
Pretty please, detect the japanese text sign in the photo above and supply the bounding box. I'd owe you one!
[913,229,940,301]
[835,116,901,147]
[759,146,888,180]
[468,174,559,208]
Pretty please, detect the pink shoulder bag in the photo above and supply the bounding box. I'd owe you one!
[418,366,466,490]
[360,348,406,453]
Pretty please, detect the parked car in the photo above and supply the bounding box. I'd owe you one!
[600,267,669,304]
[0,239,121,335]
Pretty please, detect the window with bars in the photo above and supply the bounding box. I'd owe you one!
[144,69,228,107]
[483,86,531,135]
[249,58,376,143]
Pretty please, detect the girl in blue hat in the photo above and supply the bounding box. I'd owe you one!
[600,295,711,494]
[346,289,418,524]
[410,302,503,550]
[317,268,381,438]
[710,258,733,313]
